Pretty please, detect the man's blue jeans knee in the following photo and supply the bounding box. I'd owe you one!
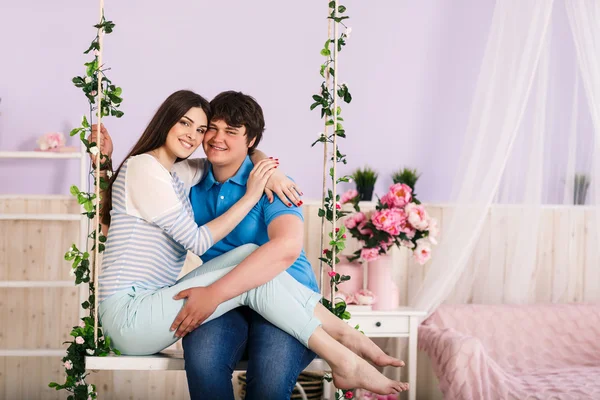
[183,308,248,400]
[244,309,316,400]
[183,307,316,400]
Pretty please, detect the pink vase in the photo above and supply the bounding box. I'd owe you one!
[367,254,399,311]
[322,256,363,298]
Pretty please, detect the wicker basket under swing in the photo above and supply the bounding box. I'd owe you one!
[237,371,325,400]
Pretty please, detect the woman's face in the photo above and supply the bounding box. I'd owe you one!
[164,107,208,159]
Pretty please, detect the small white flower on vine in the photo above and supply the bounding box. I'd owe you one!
[89,146,100,156]
[107,170,113,178]
[348,178,353,183]
[345,27,352,38]
[90,90,97,96]
[64,360,73,370]
[84,77,92,84]
[86,349,95,355]
[79,321,86,328]
[82,271,89,280]
[75,336,85,345]
[88,384,94,394]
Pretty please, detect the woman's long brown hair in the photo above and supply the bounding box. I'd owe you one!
[102,90,211,226]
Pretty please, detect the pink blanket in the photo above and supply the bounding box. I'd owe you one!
[418,304,600,399]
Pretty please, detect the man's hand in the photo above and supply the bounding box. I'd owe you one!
[265,168,303,207]
[88,124,114,168]
[171,286,221,338]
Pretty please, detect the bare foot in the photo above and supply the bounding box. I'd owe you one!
[339,328,405,368]
[331,353,407,395]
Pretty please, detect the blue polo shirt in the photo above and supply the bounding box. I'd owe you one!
[189,156,319,292]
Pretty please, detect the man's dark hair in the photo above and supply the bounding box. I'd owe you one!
[210,91,265,154]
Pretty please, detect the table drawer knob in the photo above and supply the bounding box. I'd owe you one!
[375,321,382,327]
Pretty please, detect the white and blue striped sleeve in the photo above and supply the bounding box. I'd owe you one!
[170,157,207,192]
[126,155,213,256]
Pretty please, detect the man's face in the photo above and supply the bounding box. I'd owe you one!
[202,119,255,167]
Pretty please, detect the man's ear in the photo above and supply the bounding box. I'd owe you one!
[247,137,256,149]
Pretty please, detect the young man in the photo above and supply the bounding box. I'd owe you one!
[182,91,319,399]
[92,91,321,399]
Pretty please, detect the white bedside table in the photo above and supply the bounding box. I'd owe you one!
[310,307,426,400]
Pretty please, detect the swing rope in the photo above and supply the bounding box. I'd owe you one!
[92,0,105,346]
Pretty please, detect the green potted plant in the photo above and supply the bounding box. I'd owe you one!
[392,167,420,191]
[574,173,590,205]
[352,166,378,201]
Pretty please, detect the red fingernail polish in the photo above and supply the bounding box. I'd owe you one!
[288,203,292,207]
[269,156,273,159]
[275,166,278,168]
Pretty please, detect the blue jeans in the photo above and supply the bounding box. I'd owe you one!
[183,306,317,400]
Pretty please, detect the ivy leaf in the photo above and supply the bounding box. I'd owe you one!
[311,135,329,147]
[83,39,100,55]
[99,177,109,190]
[344,91,352,103]
[320,64,327,77]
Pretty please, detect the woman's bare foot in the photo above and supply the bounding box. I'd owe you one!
[331,352,408,394]
[338,328,405,368]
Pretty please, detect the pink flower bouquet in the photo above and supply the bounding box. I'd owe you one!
[341,183,438,265]
[37,132,66,151]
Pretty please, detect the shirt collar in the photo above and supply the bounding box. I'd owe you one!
[196,156,253,191]
[230,156,253,186]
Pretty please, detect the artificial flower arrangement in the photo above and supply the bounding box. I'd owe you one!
[36,132,77,152]
[341,182,439,265]
[335,288,377,307]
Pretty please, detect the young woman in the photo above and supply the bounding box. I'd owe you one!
[97,90,408,395]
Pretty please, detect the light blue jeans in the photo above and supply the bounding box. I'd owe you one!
[98,244,322,355]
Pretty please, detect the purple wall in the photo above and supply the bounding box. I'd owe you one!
[0,1,494,201]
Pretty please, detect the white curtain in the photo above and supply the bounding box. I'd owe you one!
[410,0,555,314]
[566,0,600,300]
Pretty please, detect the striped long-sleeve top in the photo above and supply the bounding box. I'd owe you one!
[98,154,209,302]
